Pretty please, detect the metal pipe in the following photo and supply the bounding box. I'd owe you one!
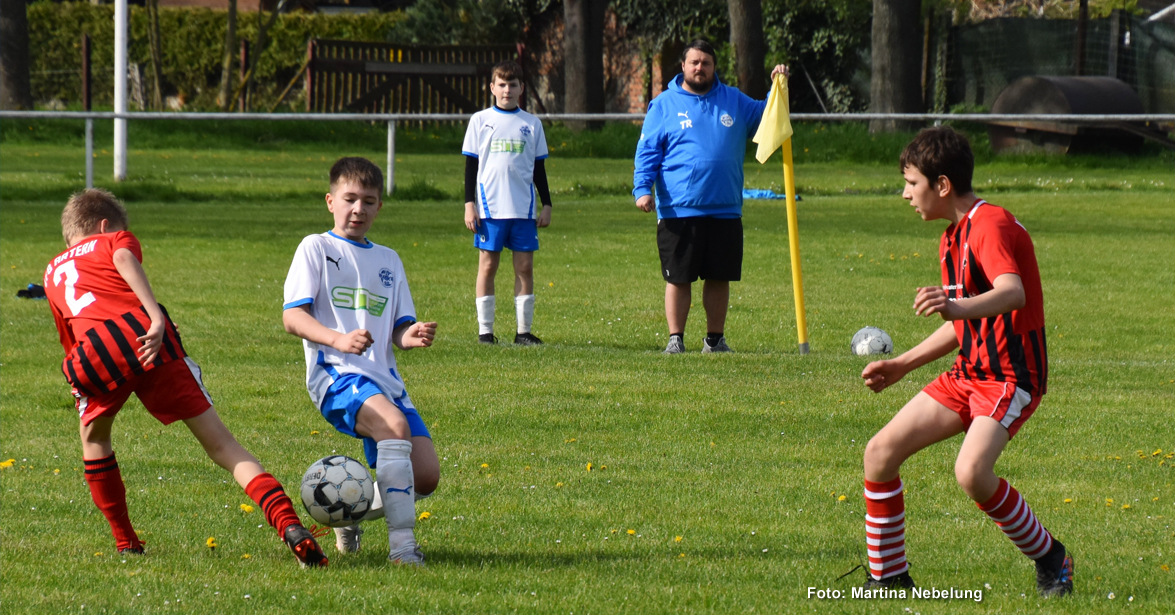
[114,0,128,181]
[387,120,396,197]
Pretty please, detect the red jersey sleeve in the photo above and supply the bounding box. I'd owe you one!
[971,212,1024,282]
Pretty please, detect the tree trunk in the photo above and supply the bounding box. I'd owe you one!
[869,0,923,132]
[0,0,33,110]
[146,0,164,111]
[216,0,238,111]
[728,0,766,99]
[563,0,605,130]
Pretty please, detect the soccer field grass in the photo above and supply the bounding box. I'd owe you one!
[2,144,1173,614]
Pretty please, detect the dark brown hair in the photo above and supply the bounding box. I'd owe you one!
[61,188,128,243]
[491,60,524,84]
[329,157,383,192]
[680,40,717,64]
[899,126,974,194]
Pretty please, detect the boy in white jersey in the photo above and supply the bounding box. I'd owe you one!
[283,157,440,565]
[462,60,553,345]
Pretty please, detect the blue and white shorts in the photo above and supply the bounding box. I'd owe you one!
[318,373,430,468]
[474,218,539,252]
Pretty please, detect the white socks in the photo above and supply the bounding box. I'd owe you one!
[374,439,416,554]
[515,294,535,334]
[476,295,495,335]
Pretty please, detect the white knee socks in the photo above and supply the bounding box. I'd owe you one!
[375,439,416,554]
[515,294,535,334]
[476,295,495,335]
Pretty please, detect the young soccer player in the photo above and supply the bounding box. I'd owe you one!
[462,60,553,345]
[283,157,440,565]
[859,127,1072,596]
[45,189,326,567]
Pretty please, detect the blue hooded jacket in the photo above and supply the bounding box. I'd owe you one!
[633,73,768,219]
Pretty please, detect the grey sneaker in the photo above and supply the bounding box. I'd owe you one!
[663,336,685,354]
[702,336,733,353]
[334,525,363,553]
[388,543,426,566]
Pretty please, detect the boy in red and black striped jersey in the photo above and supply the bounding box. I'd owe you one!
[45,189,327,567]
[858,128,1072,597]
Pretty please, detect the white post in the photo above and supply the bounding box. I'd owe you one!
[386,120,396,196]
[114,0,128,181]
[85,119,94,188]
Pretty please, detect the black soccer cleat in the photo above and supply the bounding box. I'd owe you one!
[478,333,499,345]
[284,524,328,568]
[118,545,145,555]
[863,570,916,590]
[1035,540,1073,597]
[514,332,543,346]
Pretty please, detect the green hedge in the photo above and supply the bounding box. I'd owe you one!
[29,1,407,111]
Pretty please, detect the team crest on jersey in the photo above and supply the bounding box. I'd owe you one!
[720,113,734,127]
[379,268,394,288]
[519,125,532,137]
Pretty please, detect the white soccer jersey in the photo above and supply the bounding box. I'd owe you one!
[461,106,549,220]
[283,231,417,410]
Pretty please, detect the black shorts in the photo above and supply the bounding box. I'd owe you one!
[656,216,743,284]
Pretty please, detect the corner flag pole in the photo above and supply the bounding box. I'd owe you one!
[781,137,809,354]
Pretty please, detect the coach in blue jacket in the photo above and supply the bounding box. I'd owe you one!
[634,39,789,354]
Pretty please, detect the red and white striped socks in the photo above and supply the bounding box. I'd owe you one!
[864,477,908,580]
[977,478,1054,560]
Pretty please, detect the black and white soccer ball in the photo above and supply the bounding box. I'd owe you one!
[851,326,893,356]
[300,455,375,527]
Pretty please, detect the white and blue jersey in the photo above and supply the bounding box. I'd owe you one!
[462,106,549,220]
[283,231,417,413]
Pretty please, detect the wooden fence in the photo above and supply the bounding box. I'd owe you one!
[304,39,519,114]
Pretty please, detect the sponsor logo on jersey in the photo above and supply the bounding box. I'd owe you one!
[489,139,526,154]
[677,112,693,129]
[326,255,342,270]
[720,113,734,127]
[331,286,389,316]
[519,125,532,136]
[378,268,394,288]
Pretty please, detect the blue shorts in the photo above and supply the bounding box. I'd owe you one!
[319,373,430,468]
[474,218,539,252]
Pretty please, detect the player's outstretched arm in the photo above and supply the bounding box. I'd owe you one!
[393,321,437,350]
[862,321,958,393]
[914,273,1025,321]
[282,305,373,354]
[112,247,164,365]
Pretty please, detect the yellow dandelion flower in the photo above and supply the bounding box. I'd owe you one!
[1064,498,1073,503]
[241,554,251,559]
[1162,565,1170,572]
[586,463,593,472]
[1106,498,1114,504]
[239,504,254,513]
[418,511,432,521]
[710,442,716,447]
[1153,449,1163,456]
[600,465,607,470]
[54,469,61,475]
[94,552,104,557]
[627,529,635,535]
[310,430,320,435]
[838,495,847,502]
[555,482,564,487]
[206,537,218,549]
[610,529,618,534]
[1154,497,1161,502]
[1122,504,1131,510]
[549,282,554,287]
[480,463,489,469]
[564,438,577,443]
[679,553,686,558]
[675,536,683,543]
[0,459,14,469]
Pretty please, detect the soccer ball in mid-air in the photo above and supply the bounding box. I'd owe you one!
[851,327,893,356]
[300,455,375,527]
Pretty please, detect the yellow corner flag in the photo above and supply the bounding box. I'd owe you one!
[752,73,794,164]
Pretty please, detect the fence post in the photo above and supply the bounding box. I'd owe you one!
[114,0,128,181]
[240,39,250,112]
[386,120,396,196]
[83,33,93,189]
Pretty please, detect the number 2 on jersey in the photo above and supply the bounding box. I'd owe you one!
[53,260,97,316]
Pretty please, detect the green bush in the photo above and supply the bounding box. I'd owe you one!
[28,1,407,111]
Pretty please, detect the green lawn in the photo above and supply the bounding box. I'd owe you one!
[1,137,1173,614]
